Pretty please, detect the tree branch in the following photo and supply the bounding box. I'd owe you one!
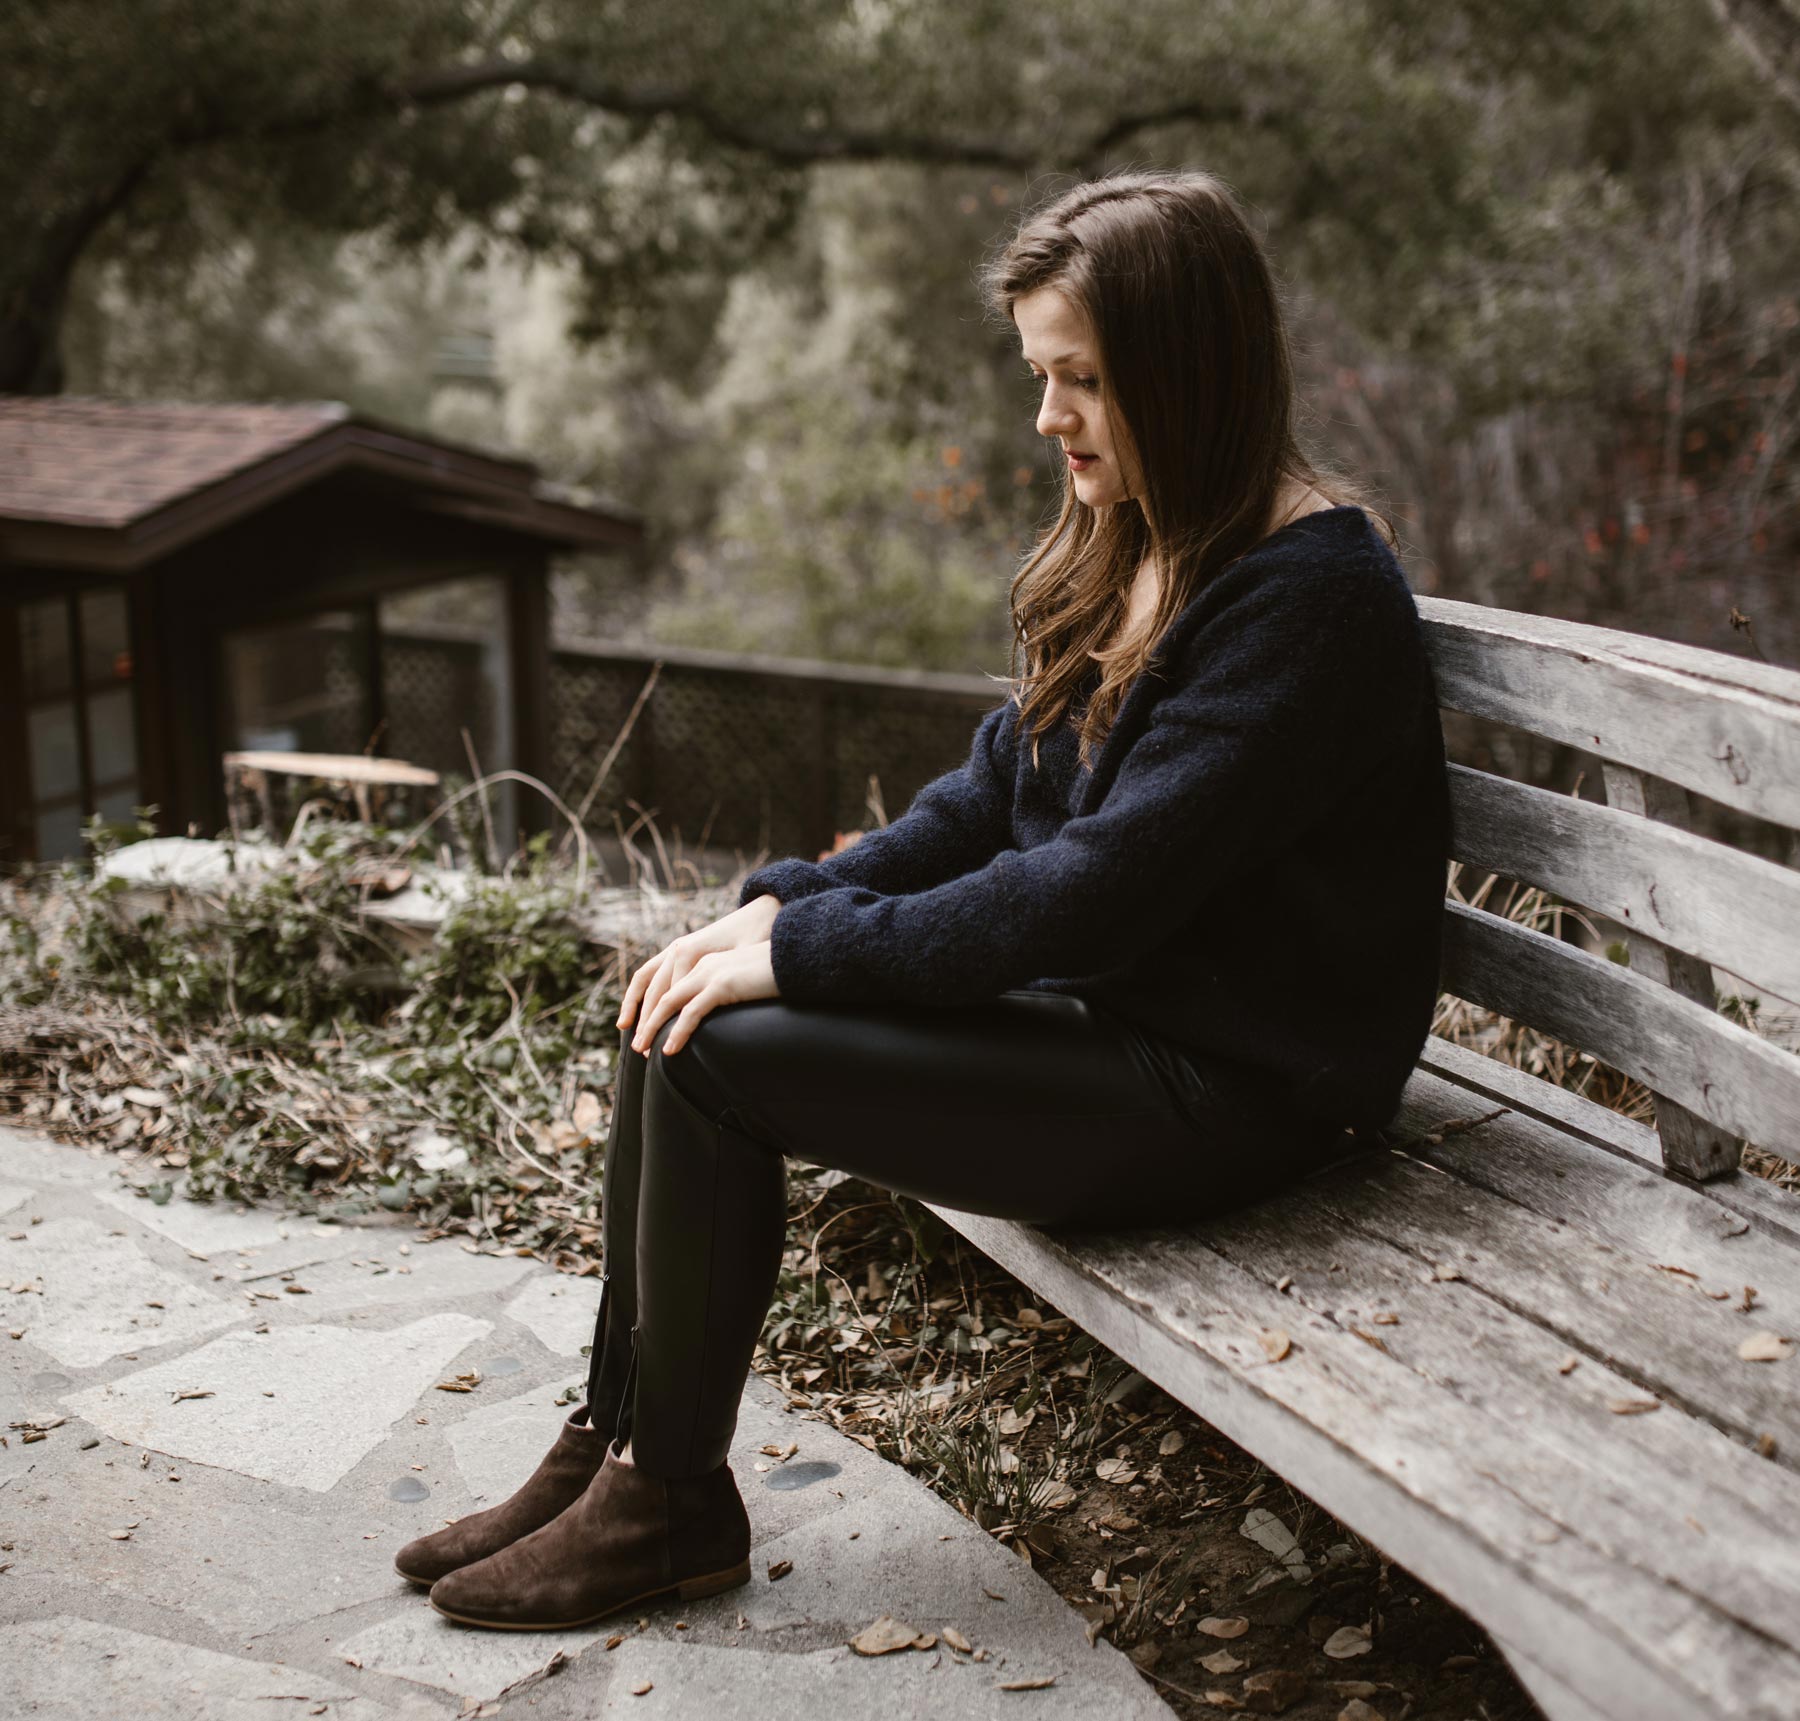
[1705,0,1800,115]
[172,55,1252,175]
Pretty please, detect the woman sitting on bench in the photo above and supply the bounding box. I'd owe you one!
[399,166,1453,1632]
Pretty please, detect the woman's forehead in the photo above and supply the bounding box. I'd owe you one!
[1013,287,1093,361]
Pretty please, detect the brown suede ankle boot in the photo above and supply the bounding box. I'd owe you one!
[393,1406,606,1588]
[426,1441,751,1630]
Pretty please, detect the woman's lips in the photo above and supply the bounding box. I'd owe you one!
[1066,451,1098,470]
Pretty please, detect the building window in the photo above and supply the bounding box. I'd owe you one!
[14,587,140,863]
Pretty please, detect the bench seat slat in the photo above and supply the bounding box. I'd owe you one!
[1446,762,1800,1009]
[1413,1036,1800,1246]
[1193,1168,1800,1635]
[1441,902,1800,1157]
[926,1201,1800,1719]
[1284,1133,1800,1463]
[1421,598,1800,828]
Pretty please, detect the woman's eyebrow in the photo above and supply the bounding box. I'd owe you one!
[1021,349,1091,367]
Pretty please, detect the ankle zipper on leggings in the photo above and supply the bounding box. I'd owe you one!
[580,1270,612,1423]
[612,1323,641,1451]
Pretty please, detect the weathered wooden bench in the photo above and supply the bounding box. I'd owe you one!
[928,599,1800,1721]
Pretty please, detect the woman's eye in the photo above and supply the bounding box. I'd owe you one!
[1075,376,1099,391]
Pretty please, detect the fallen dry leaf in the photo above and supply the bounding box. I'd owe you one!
[1738,1331,1792,1362]
[1557,1354,1580,1374]
[767,1558,793,1582]
[1338,1701,1385,1721]
[629,1679,653,1697]
[998,1676,1056,1691]
[1323,1624,1373,1659]
[1158,1430,1185,1457]
[1242,1668,1309,1713]
[1257,1329,1291,1363]
[849,1615,932,1655]
[1197,1615,1251,1639]
[1431,1263,1462,1281]
[1202,1693,1245,1711]
[1608,1397,1662,1415]
[1094,1458,1138,1485]
[1331,1682,1383,1699]
[942,1626,972,1653]
[1200,1649,1245,1674]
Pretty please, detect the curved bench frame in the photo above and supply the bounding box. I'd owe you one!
[929,599,1800,1721]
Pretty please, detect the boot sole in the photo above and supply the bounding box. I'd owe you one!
[428,1559,752,1631]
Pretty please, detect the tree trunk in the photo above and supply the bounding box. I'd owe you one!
[3,159,155,395]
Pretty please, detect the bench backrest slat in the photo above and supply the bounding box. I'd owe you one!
[1445,764,1800,1009]
[1421,599,1800,828]
[1419,598,1800,1176]
[1441,902,1800,1155]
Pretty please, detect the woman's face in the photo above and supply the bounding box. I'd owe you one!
[1014,285,1139,508]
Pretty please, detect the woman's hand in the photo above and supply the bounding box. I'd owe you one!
[621,940,779,1056]
[616,893,783,1052]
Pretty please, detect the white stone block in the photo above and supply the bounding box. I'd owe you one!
[62,1313,491,1492]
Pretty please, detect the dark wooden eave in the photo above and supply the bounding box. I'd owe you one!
[0,419,642,574]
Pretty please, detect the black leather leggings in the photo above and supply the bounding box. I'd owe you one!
[582,991,1359,1478]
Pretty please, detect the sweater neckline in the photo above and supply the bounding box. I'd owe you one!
[1071,505,1374,700]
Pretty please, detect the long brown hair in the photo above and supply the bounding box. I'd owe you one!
[982,170,1397,771]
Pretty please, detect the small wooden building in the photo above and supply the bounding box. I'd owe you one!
[0,397,641,865]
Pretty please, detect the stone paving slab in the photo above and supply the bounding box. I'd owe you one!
[63,1313,494,1491]
[0,1614,436,1721]
[3,1216,246,1367]
[503,1271,603,1356]
[0,1121,1171,1719]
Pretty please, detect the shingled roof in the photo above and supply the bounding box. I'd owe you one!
[0,398,354,529]
[0,395,640,571]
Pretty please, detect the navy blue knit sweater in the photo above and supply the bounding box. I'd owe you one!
[737,505,1451,1132]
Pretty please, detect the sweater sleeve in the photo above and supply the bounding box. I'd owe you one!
[735,695,1018,909]
[766,559,1425,1004]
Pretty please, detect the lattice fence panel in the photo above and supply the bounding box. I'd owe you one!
[831,691,999,839]
[383,633,493,781]
[648,669,824,860]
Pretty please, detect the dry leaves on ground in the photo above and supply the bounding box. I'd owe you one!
[1197,1615,1250,1639]
[1737,1331,1793,1362]
[848,1615,937,1655]
[1323,1624,1373,1658]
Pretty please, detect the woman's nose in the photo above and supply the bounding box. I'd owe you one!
[1036,390,1080,440]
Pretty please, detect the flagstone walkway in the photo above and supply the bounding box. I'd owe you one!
[0,1122,1169,1719]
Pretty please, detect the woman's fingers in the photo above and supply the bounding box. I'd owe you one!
[617,950,664,1033]
[634,960,701,1054]
[638,945,779,1057]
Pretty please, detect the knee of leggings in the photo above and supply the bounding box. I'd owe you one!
[645,1014,738,1127]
